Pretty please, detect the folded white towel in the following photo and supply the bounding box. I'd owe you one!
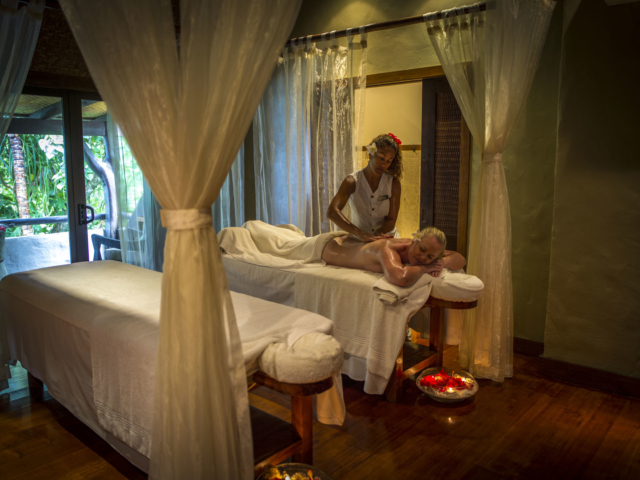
[373,272,434,305]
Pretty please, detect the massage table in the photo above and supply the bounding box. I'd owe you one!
[0,261,344,475]
[222,256,482,402]
[217,221,483,402]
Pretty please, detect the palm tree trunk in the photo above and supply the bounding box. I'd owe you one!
[10,134,33,236]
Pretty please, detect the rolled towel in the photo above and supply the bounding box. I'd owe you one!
[373,272,433,305]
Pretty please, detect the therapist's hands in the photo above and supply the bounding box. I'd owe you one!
[352,232,391,242]
[420,259,444,277]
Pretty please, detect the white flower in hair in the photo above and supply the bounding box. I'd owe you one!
[412,230,424,242]
[365,143,377,156]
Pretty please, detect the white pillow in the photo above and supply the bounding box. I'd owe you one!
[258,332,343,384]
[430,269,484,302]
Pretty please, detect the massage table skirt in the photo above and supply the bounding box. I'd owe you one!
[0,261,344,473]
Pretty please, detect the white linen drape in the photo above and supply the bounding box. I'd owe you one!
[0,0,44,392]
[59,1,301,478]
[424,0,555,382]
[213,146,244,232]
[254,32,368,236]
[107,114,166,272]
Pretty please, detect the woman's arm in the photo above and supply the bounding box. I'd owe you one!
[379,242,441,286]
[327,177,387,242]
[442,250,466,270]
[374,177,401,236]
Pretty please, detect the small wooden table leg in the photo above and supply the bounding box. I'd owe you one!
[384,343,404,403]
[291,395,313,464]
[429,306,445,367]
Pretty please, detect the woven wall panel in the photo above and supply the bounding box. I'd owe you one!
[28,9,91,79]
[433,91,461,236]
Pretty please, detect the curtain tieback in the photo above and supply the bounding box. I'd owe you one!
[160,208,212,231]
[482,152,502,163]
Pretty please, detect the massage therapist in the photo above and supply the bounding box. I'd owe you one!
[327,133,403,242]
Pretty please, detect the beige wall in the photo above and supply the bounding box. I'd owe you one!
[544,0,640,378]
[362,83,423,146]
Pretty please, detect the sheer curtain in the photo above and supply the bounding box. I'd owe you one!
[254,31,368,236]
[212,146,244,232]
[60,1,301,479]
[424,0,555,382]
[107,114,166,271]
[0,0,44,391]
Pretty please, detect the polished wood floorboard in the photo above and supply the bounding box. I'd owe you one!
[1,349,639,479]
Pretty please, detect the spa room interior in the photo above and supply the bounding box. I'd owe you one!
[1,0,639,479]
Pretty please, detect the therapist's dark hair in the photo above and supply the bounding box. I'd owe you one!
[370,134,403,179]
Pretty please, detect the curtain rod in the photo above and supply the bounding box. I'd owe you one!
[285,1,487,48]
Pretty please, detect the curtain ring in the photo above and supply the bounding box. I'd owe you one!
[346,27,353,45]
[330,30,337,48]
[359,25,367,42]
[306,34,313,50]
[321,32,327,46]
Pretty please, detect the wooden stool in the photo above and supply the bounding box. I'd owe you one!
[250,371,333,477]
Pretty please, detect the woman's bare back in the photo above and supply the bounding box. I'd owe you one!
[322,236,412,274]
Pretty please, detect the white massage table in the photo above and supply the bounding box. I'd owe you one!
[222,255,484,401]
[0,261,344,474]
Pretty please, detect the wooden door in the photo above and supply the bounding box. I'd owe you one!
[420,77,471,256]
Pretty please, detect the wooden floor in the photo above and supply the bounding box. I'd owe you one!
[2,348,639,479]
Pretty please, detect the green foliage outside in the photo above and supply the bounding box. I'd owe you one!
[0,134,108,237]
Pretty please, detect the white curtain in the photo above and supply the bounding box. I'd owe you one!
[254,31,368,236]
[59,1,301,478]
[213,146,244,232]
[0,0,44,391]
[107,114,166,272]
[0,0,44,143]
[424,0,555,382]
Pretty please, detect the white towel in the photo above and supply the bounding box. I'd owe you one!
[218,221,346,269]
[373,273,433,305]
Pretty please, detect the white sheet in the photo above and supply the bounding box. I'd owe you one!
[219,221,345,268]
[0,261,345,467]
[223,257,433,395]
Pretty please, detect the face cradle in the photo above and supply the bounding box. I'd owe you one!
[408,235,444,265]
[370,145,396,175]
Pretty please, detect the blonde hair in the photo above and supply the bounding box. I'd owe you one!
[415,226,447,256]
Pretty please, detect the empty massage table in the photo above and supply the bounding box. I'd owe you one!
[0,261,344,474]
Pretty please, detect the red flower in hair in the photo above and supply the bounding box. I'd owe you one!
[388,133,402,146]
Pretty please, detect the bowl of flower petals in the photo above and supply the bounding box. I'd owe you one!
[417,368,478,403]
[258,463,332,480]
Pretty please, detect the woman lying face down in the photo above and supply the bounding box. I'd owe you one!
[321,226,466,287]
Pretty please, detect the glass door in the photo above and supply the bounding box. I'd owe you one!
[0,88,118,277]
[78,96,116,262]
[0,91,74,276]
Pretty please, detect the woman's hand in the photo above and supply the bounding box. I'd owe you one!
[352,232,389,243]
[373,228,394,239]
[420,259,444,277]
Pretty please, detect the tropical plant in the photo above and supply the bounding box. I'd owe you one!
[0,134,108,237]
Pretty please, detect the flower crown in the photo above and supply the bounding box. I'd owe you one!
[388,133,402,146]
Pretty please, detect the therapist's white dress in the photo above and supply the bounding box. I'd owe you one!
[347,169,399,237]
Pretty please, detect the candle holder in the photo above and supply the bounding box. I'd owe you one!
[416,367,478,403]
[257,463,333,480]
